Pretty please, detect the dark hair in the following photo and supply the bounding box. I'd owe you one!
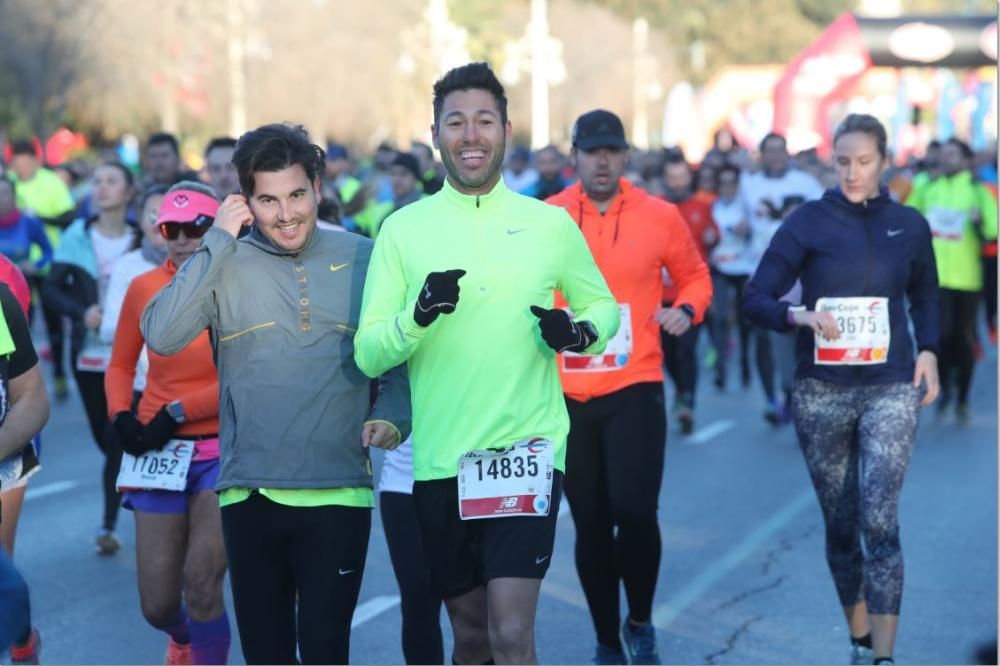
[138,183,169,213]
[833,113,887,158]
[9,139,37,158]
[232,123,325,196]
[759,132,787,152]
[536,145,562,158]
[927,139,942,151]
[432,62,508,129]
[204,136,237,158]
[717,163,741,182]
[662,153,691,172]
[945,137,974,161]
[147,132,180,156]
[96,160,135,187]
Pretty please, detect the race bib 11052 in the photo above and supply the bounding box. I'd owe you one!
[116,439,195,491]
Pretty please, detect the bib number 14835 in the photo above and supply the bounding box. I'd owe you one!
[457,438,554,520]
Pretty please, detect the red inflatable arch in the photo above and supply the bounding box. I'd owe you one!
[773,13,997,155]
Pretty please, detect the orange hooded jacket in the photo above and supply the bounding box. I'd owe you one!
[548,179,712,402]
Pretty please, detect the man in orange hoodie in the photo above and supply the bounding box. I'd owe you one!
[547,110,712,665]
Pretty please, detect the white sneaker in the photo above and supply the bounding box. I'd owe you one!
[850,644,873,665]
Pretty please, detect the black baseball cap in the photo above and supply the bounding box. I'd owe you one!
[572,109,628,151]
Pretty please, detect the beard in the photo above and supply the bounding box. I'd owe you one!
[441,143,506,193]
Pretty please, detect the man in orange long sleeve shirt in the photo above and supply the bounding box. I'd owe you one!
[660,153,719,432]
[105,182,230,666]
[547,110,712,665]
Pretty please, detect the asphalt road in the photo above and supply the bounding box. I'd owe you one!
[10,344,997,665]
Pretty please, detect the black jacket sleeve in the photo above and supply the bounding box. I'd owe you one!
[42,263,98,321]
[742,217,808,332]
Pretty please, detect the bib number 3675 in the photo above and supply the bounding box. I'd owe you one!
[814,297,890,365]
[458,438,554,520]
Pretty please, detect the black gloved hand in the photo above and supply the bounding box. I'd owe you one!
[141,406,178,453]
[113,411,155,457]
[414,269,467,327]
[530,305,598,353]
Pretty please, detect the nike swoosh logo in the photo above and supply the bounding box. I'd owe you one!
[887,229,904,237]
[507,228,527,235]
[535,555,549,565]
[338,568,355,575]
[330,262,349,272]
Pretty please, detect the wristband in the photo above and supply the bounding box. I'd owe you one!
[786,305,806,326]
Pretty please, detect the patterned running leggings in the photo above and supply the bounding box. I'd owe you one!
[792,378,921,615]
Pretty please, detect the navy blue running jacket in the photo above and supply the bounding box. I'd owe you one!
[743,187,939,386]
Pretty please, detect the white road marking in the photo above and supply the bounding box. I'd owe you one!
[351,594,401,629]
[652,488,814,629]
[558,501,569,519]
[24,480,79,500]
[686,420,736,445]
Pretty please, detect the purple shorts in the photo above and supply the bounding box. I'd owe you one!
[122,459,220,514]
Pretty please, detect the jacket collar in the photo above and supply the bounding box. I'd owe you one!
[440,177,509,211]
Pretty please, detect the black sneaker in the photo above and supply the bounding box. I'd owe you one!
[593,643,627,665]
[621,620,660,665]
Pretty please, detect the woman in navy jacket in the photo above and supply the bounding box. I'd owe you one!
[743,114,939,666]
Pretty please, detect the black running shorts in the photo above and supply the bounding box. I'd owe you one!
[412,471,563,600]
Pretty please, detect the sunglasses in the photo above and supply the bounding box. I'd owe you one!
[159,215,214,240]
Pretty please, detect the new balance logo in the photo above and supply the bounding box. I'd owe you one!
[499,496,519,509]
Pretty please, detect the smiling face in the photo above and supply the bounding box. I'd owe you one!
[432,88,510,196]
[248,165,320,252]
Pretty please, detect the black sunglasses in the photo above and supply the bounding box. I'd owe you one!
[159,215,214,240]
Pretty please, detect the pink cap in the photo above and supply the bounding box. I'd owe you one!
[156,189,219,225]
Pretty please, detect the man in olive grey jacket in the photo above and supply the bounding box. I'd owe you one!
[141,123,409,665]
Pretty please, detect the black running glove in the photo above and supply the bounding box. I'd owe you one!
[113,411,155,457]
[414,269,466,327]
[141,406,179,453]
[530,305,598,353]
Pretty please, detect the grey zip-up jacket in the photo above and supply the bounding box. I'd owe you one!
[141,225,410,491]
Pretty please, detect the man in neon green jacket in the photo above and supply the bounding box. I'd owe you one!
[356,63,619,665]
[907,137,998,423]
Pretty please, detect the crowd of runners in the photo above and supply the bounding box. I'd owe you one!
[0,61,996,665]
